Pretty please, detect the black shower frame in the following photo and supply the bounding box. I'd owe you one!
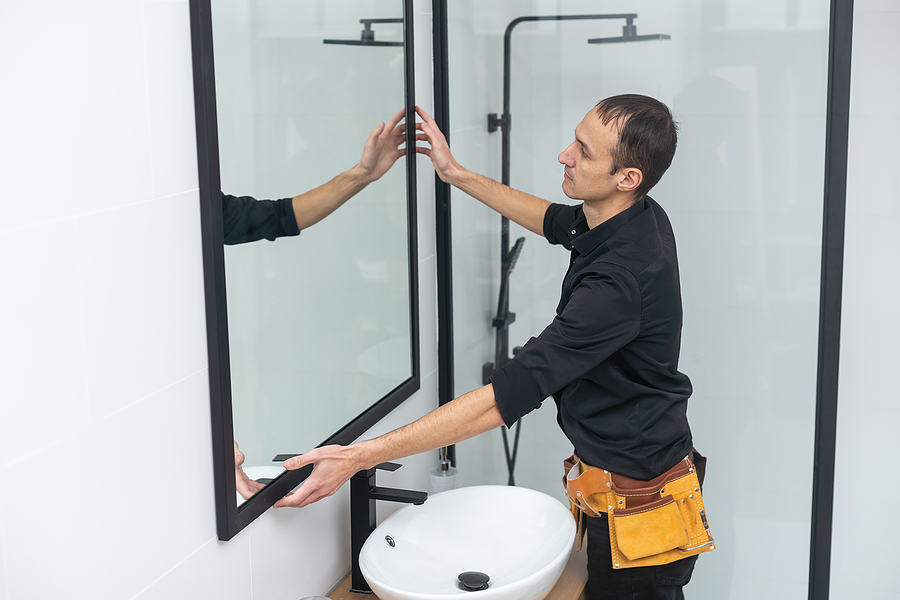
[430,1,853,599]
[189,0,419,541]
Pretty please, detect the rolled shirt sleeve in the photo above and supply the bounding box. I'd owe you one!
[222,194,300,245]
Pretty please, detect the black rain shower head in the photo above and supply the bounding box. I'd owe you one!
[588,17,670,44]
[323,18,403,47]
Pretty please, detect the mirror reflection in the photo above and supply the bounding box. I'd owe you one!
[210,0,412,496]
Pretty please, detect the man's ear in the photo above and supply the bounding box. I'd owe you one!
[617,167,643,194]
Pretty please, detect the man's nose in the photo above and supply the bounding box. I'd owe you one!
[558,144,574,165]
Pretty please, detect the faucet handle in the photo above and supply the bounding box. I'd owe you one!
[354,461,402,479]
[375,461,402,472]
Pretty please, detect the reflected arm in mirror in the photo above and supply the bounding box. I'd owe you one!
[414,106,550,237]
[291,108,407,230]
[273,384,504,509]
[234,441,266,500]
[222,108,407,244]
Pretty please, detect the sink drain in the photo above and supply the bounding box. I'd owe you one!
[457,571,490,592]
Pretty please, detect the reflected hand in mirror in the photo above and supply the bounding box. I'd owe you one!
[234,441,265,500]
[222,108,407,245]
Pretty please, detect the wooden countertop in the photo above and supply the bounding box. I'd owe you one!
[327,546,586,600]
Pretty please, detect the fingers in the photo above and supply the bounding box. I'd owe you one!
[386,107,406,130]
[236,476,264,500]
[273,482,331,508]
[415,105,436,126]
[414,121,446,152]
[367,122,386,145]
[283,452,315,471]
[273,470,341,508]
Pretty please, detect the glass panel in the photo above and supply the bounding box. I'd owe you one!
[447,1,829,597]
[212,0,411,477]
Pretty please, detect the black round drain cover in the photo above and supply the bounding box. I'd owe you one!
[457,571,490,592]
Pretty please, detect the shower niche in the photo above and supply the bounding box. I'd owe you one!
[189,0,418,540]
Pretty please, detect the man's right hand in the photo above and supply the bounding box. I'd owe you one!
[414,106,467,186]
[414,105,550,237]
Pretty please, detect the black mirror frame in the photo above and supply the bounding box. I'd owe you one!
[188,0,419,541]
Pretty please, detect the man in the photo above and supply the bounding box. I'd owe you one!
[275,95,699,599]
[221,108,407,245]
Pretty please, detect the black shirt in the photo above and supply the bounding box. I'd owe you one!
[489,197,693,480]
[222,194,300,245]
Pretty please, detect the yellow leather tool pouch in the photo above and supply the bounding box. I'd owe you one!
[612,495,689,560]
[607,454,715,569]
[564,451,716,569]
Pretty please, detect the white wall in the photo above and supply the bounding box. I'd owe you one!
[830,1,900,599]
[0,1,437,599]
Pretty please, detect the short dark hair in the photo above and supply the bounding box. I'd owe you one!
[594,94,678,200]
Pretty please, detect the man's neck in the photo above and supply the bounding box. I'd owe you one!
[583,194,640,229]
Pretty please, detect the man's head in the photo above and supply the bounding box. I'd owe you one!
[558,94,677,204]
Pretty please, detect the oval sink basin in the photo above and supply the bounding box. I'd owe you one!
[359,485,576,600]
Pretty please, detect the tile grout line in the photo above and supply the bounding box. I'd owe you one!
[125,535,220,600]
[0,187,202,240]
[0,366,210,474]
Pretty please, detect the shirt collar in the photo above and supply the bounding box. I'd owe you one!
[568,197,649,254]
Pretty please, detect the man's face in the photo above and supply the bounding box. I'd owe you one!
[558,109,622,203]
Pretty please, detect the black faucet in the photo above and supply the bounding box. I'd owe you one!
[350,461,427,594]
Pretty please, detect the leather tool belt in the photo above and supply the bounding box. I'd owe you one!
[563,450,715,569]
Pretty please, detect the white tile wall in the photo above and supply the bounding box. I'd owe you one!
[0,2,154,231]
[0,0,438,599]
[0,220,91,470]
[78,192,208,419]
[143,1,200,199]
[0,372,216,600]
[133,537,253,600]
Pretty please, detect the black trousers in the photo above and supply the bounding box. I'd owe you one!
[586,514,698,600]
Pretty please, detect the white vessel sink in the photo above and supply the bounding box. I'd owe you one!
[359,485,576,600]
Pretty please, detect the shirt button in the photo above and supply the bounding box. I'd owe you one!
[571,230,577,235]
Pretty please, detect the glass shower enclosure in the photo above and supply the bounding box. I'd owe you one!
[440,1,835,598]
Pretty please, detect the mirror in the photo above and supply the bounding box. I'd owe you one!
[189,0,419,540]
